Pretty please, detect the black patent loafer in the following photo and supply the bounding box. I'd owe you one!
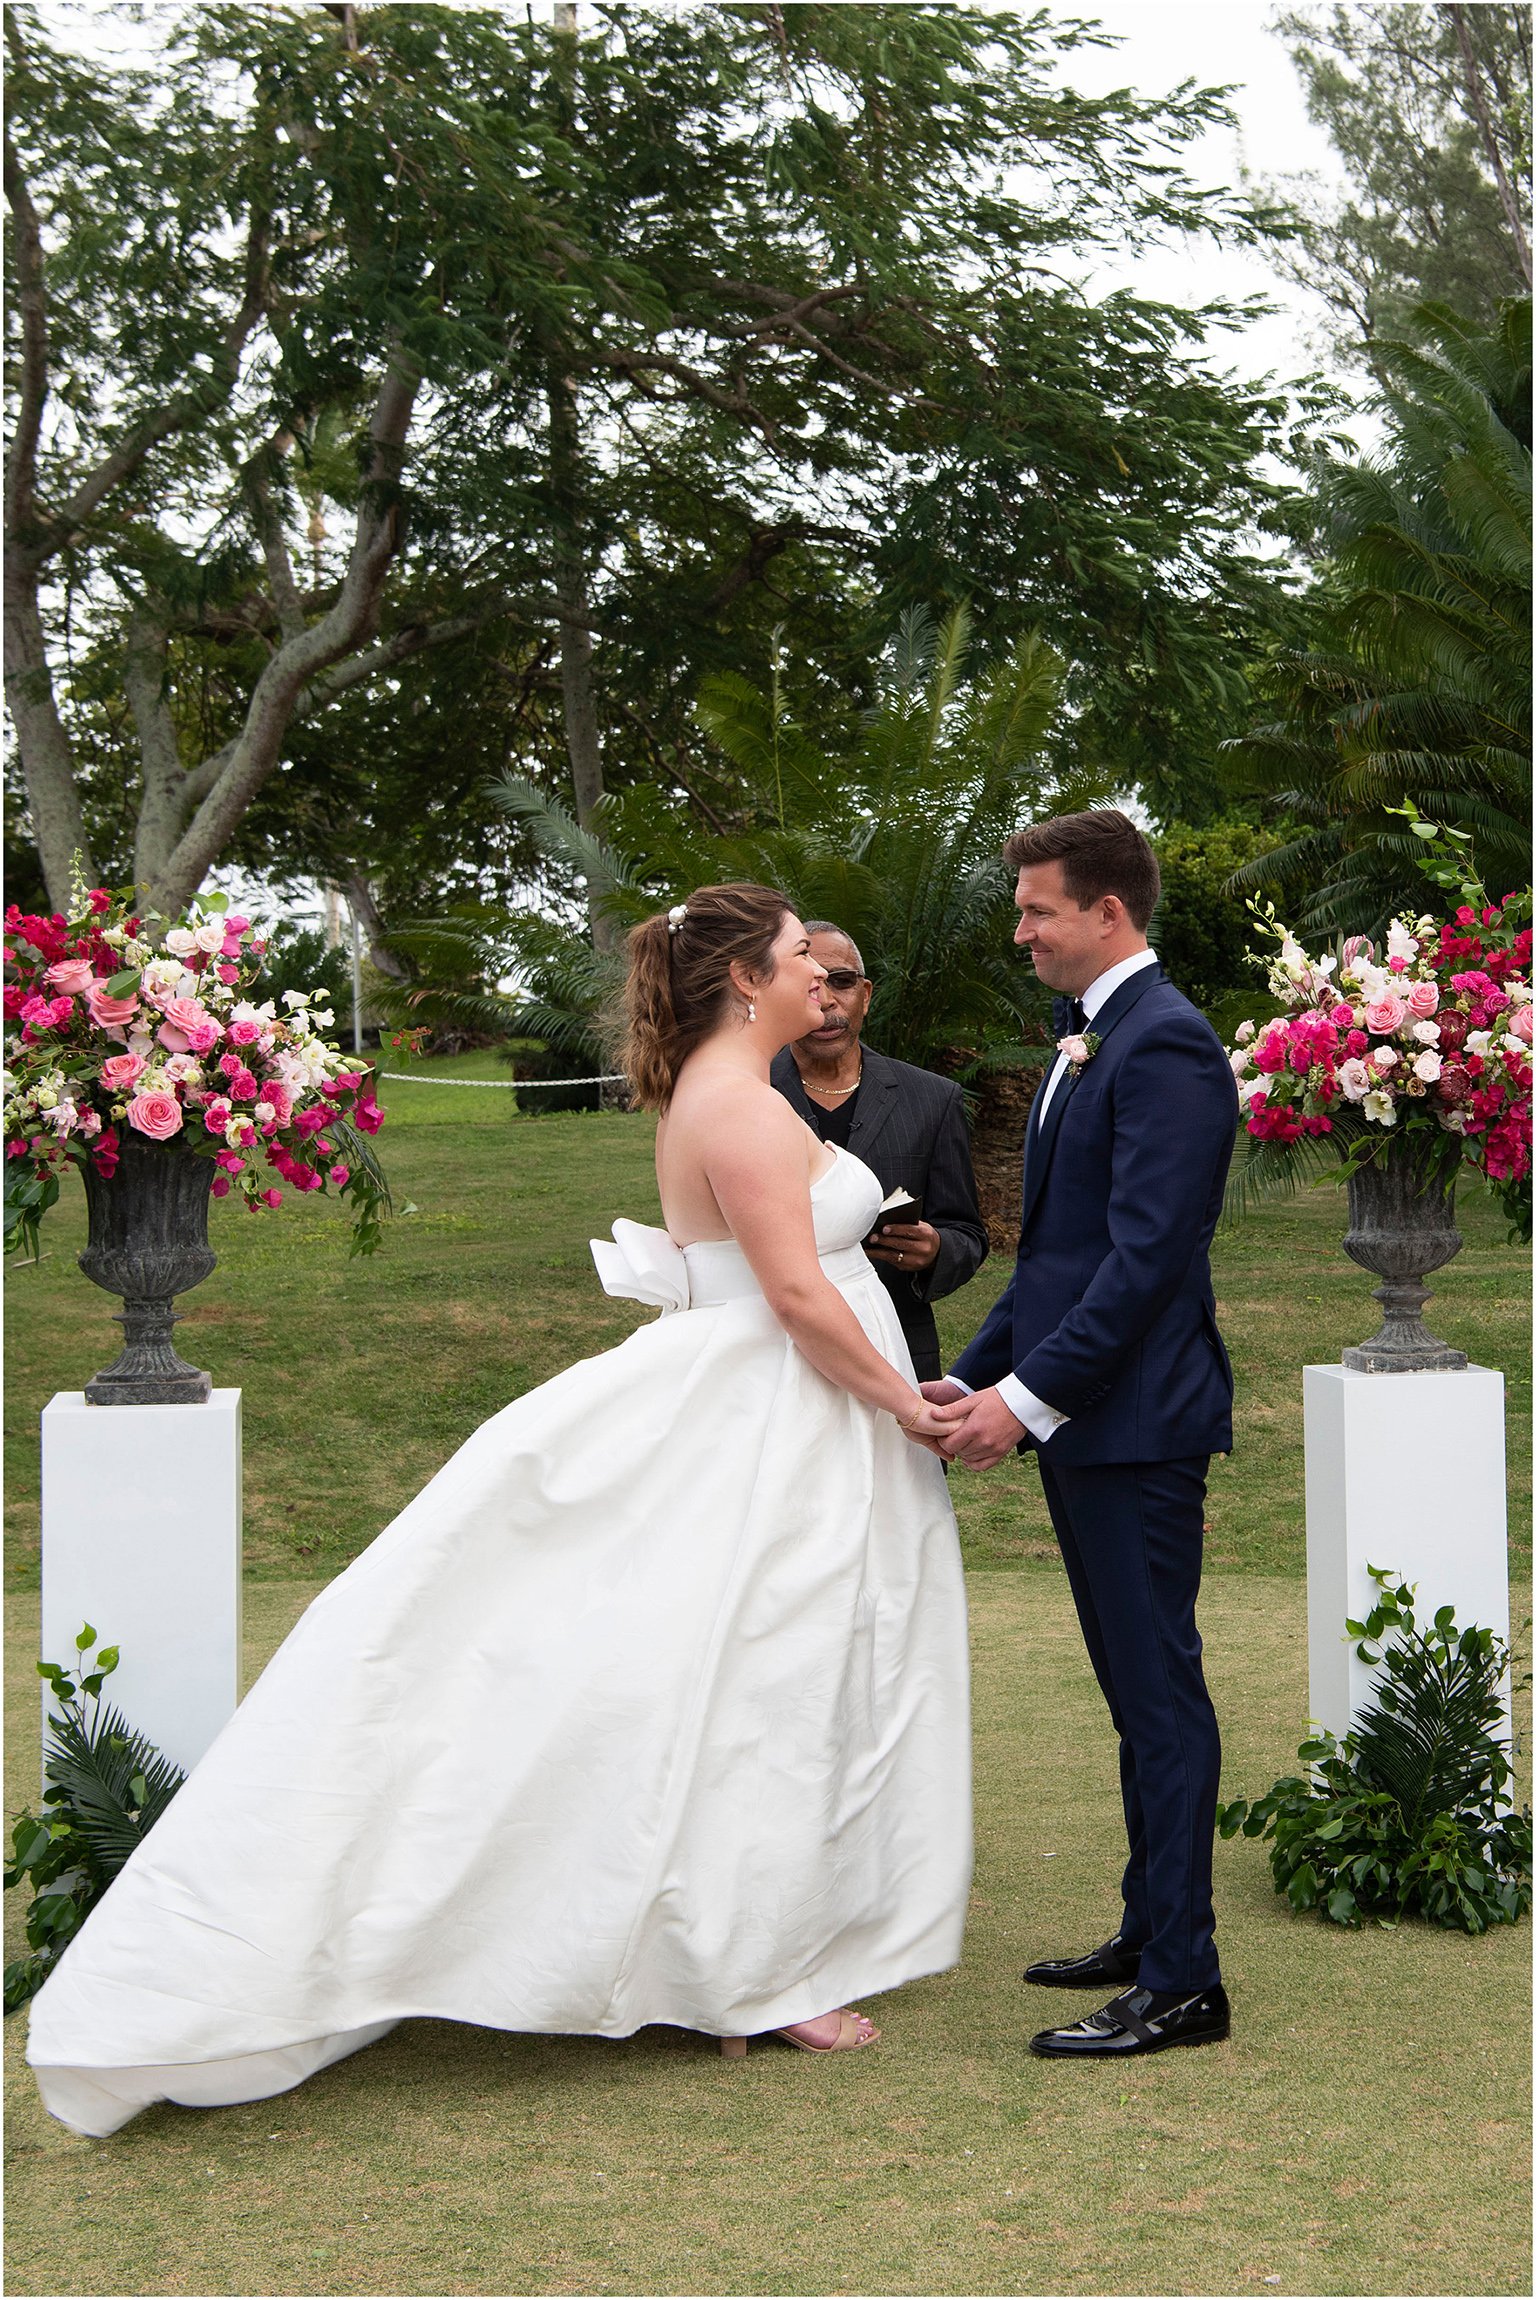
[1022,1934,1142,1990]
[1029,1983,1230,2059]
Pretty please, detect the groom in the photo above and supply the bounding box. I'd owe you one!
[928,809,1239,2059]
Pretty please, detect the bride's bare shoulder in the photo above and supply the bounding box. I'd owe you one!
[670,1065,795,1134]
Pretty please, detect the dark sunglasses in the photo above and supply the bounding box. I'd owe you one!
[820,968,867,992]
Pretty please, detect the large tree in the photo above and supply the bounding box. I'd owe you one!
[1262,3,1532,362]
[1233,296,1531,933]
[6,1,1319,933]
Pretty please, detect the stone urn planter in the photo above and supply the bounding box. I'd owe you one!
[1340,1133,1468,1374]
[78,1134,216,1404]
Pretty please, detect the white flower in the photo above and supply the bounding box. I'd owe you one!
[143,957,184,990]
[163,927,200,957]
[1363,1089,1397,1125]
[34,1085,57,1110]
[1441,1108,1469,1134]
[253,1101,275,1125]
[1370,1044,1399,1069]
[1503,1032,1527,1057]
[1386,920,1420,962]
[1466,1031,1494,1057]
[1506,981,1532,1008]
[1413,1050,1442,1082]
[1411,1020,1440,1044]
[1234,1020,1256,1045]
[126,1028,155,1060]
[282,989,312,1009]
[100,926,126,949]
[1229,1047,1251,1077]
[193,920,227,955]
[1338,1058,1371,1101]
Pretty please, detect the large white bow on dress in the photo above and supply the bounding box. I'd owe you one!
[589,1219,691,1314]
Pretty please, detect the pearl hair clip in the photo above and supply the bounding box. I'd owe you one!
[668,904,688,933]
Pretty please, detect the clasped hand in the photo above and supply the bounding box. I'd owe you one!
[913,1379,1025,1469]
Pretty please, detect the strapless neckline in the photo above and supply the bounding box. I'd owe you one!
[669,1141,844,1251]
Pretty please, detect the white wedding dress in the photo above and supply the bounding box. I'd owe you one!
[28,1144,972,2137]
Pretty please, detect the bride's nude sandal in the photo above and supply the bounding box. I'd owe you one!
[718,2009,880,2057]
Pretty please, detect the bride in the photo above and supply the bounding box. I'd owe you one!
[28,882,973,2136]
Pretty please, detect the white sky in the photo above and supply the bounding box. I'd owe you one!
[1007,2,1361,398]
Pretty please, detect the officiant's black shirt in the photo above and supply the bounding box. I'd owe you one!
[805,1087,861,1149]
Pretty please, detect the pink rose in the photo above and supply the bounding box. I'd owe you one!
[1338,1058,1371,1101]
[45,958,96,995]
[216,962,240,985]
[226,1018,261,1046]
[160,994,216,1036]
[193,920,227,955]
[1364,994,1407,1035]
[328,1162,350,1186]
[99,1052,145,1092]
[1510,1004,1534,1044]
[1406,980,1439,1018]
[85,982,140,1029]
[228,1067,258,1101]
[125,1090,184,1141]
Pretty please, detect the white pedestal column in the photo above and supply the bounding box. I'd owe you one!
[1303,1364,1507,1740]
[40,1390,242,1779]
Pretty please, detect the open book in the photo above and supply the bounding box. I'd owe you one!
[864,1186,923,1243]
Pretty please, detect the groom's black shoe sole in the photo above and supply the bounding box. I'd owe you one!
[1029,1984,1230,2059]
[1022,1935,1141,1990]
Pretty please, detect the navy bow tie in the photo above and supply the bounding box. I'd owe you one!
[1054,996,1088,1038]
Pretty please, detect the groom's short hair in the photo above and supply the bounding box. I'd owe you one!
[1003,808,1160,930]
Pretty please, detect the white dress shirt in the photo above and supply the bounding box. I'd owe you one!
[951,947,1160,1443]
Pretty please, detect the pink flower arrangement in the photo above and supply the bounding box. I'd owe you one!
[5,884,388,1254]
[1226,900,1532,1199]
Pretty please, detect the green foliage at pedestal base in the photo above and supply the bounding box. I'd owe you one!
[1219,1567,1532,1933]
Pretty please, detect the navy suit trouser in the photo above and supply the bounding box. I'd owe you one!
[1036,1453,1221,1996]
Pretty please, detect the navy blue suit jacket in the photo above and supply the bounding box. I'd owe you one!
[951,964,1239,1466]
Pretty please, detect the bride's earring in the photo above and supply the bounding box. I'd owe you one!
[746,997,757,1024]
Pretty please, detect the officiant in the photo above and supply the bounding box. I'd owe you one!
[771,922,989,1380]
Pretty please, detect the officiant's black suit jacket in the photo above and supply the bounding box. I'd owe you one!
[952,964,1239,1465]
[771,1046,988,1381]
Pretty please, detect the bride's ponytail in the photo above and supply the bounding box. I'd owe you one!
[622,882,792,1111]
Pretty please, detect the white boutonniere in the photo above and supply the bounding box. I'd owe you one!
[1057,1030,1101,1075]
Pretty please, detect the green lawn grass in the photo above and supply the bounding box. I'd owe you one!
[4,1575,1529,2299]
[3,1088,1531,2295]
[5,1080,1529,1588]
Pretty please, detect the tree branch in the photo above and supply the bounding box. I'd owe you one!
[2,125,50,547]
[145,346,424,913]
[292,604,513,721]
[242,439,307,641]
[50,202,273,553]
[1446,4,1532,287]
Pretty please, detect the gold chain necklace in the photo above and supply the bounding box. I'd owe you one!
[804,1061,863,1099]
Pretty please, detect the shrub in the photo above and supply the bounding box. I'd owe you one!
[4,1629,184,2011]
[1218,1568,1531,1934]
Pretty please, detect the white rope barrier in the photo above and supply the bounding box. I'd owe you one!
[377,1071,626,1089]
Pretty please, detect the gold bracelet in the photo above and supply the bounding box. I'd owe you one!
[897,1401,925,1431]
